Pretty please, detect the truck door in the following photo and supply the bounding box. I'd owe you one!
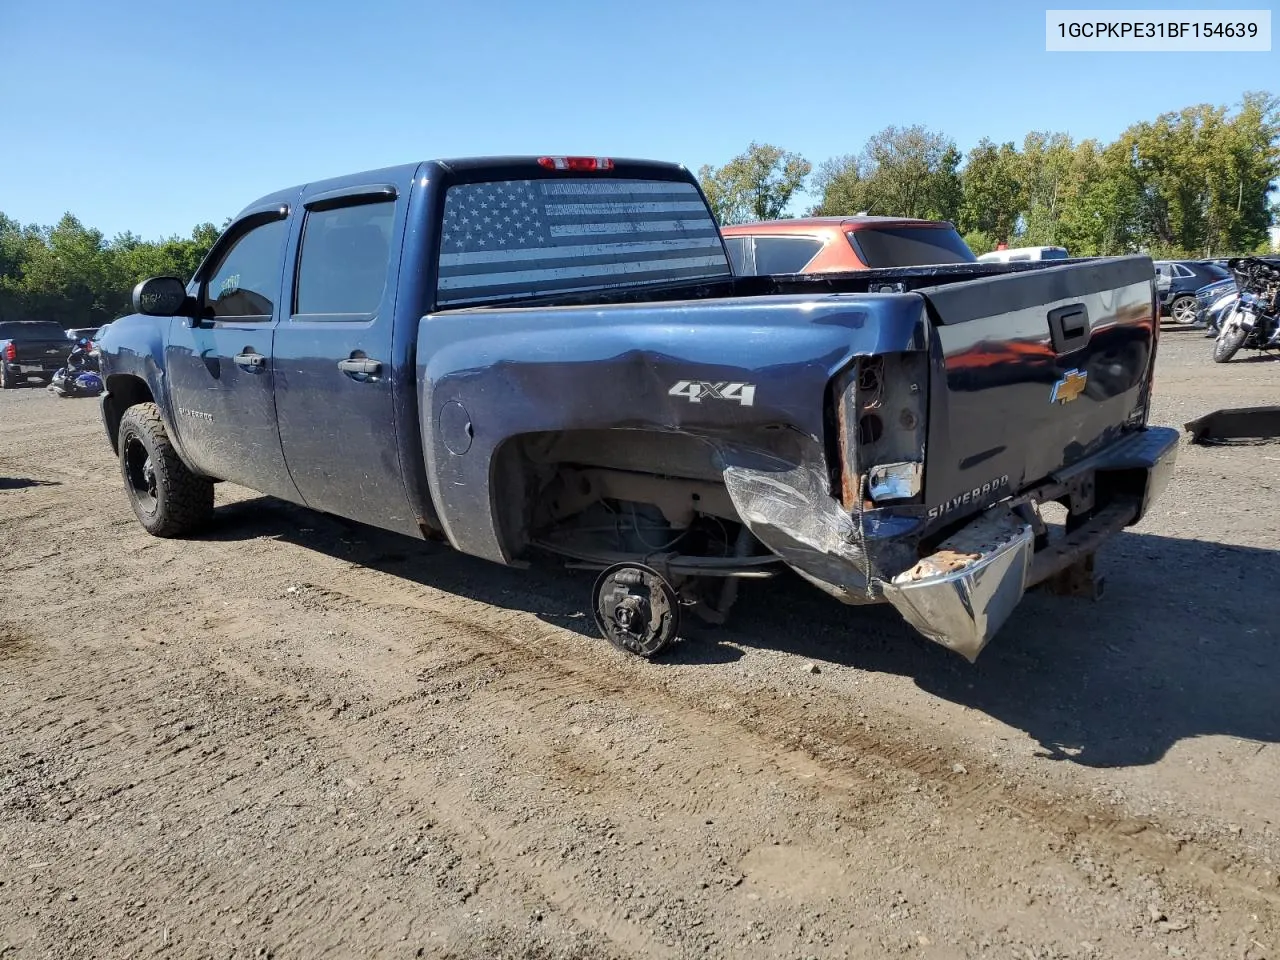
[165,205,300,502]
[271,184,419,537]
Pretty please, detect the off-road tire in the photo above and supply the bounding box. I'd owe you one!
[1212,316,1248,364]
[118,402,214,537]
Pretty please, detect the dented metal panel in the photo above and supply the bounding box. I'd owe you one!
[416,292,930,564]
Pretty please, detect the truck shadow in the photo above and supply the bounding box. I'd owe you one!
[205,497,1278,771]
[0,477,60,490]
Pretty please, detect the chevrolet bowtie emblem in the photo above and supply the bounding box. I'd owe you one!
[1051,369,1088,404]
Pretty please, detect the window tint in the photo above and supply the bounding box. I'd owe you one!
[203,218,288,319]
[846,227,976,267]
[436,178,729,307]
[1041,248,1069,259]
[0,321,66,340]
[723,236,751,274]
[295,200,395,316]
[751,237,823,274]
[1173,264,1195,278]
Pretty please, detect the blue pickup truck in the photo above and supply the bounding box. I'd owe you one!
[98,154,1178,662]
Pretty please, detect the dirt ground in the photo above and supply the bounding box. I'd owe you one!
[1,327,1278,960]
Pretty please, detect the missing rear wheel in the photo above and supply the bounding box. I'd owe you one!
[592,563,680,658]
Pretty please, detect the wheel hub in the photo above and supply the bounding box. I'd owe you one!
[592,563,679,658]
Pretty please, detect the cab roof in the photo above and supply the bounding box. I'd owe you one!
[239,156,695,217]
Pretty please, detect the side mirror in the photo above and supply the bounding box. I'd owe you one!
[132,277,194,318]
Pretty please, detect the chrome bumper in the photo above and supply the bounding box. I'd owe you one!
[880,506,1034,662]
[881,426,1180,661]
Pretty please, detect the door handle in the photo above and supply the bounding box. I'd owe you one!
[233,351,266,369]
[1047,304,1090,354]
[337,357,382,378]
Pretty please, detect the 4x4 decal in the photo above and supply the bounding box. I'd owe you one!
[668,380,757,407]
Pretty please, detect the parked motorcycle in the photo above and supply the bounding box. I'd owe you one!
[1191,278,1239,337]
[1213,257,1280,363]
[47,338,104,398]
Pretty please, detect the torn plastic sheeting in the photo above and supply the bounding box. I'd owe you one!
[719,453,923,605]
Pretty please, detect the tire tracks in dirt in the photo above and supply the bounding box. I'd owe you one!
[298,565,1280,914]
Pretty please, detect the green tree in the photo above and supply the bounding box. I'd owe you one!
[813,125,962,222]
[698,142,812,225]
[958,139,1022,243]
[1121,93,1280,256]
[0,213,223,327]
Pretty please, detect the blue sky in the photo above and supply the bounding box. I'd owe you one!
[1,0,1276,239]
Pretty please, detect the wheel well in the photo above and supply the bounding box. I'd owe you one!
[103,375,155,454]
[488,429,740,562]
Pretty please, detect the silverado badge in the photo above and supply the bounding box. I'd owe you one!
[1050,369,1087,404]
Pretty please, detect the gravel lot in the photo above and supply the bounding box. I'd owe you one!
[1,327,1278,960]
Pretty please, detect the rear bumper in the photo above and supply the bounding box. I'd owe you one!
[6,360,61,375]
[881,425,1180,661]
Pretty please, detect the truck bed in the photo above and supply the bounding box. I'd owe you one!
[418,253,1158,571]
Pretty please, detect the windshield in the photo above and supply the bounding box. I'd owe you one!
[0,321,67,340]
[847,227,976,268]
[435,177,730,307]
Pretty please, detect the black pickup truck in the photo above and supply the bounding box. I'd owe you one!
[0,321,73,388]
[97,155,1179,662]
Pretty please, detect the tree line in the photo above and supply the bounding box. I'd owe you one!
[0,213,224,329]
[2,91,1276,330]
[699,90,1280,260]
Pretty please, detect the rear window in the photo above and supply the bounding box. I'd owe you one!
[0,321,66,340]
[846,227,976,268]
[1041,248,1069,260]
[751,236,824,274]
[435,178,730,307]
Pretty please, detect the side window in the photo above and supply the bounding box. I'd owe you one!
[723,236,751,274]
[751,236,824,274]
[294,200,396,316]
[203,218,288,319]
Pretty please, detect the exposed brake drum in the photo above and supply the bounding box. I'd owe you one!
[591,562,680,658]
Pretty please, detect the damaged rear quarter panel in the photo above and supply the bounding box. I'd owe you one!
[415,293,930,565]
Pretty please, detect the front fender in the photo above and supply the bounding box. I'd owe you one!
[98,314,195,468]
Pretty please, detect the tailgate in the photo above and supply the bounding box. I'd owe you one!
[11,339,69,365]
[916,256,1157,517]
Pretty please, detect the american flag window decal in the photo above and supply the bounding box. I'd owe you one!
[435,178,731,306]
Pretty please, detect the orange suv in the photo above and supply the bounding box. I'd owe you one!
[720,216,976,275]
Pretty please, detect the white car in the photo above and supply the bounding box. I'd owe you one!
[977,245,1070,263]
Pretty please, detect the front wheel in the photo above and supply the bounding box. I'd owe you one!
[1212,309,1249,363]
[117,402,214,537]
